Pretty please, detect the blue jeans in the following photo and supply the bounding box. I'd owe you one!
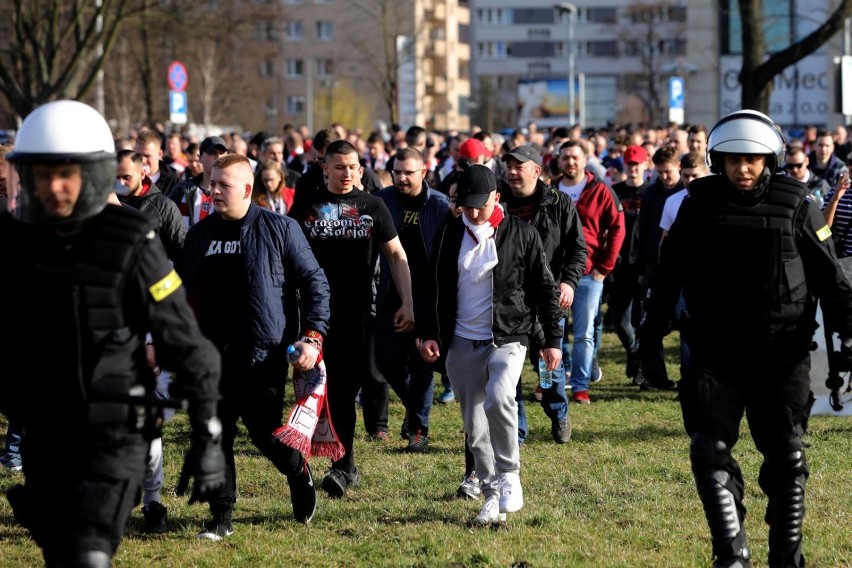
[570,275,605,393]
[516,317,570,443]
[374,327,435,435]
[538,317,570,420]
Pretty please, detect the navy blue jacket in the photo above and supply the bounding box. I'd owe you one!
[179,203,330,362]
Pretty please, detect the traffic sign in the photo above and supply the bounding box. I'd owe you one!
[168,60,188,92]
[668,76,685,125]
[169,90,188,124]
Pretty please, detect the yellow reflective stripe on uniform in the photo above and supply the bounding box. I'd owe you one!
[149,269,183,302]
[816,225,832,242]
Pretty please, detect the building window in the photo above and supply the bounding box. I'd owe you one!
[476,41,507,58]
[286,59,304,78]
[285,21,304,42]
[287,96,305,115]
[588,7,617,24]
[589,40,618,57]
[257,21,275,41]
[260,59,274,77]
[316,58,334,76]
[316,20,333,41]
[668,6,687,22]
[476,7,512,24]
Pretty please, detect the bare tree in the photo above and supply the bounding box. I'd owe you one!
[621,1,687,125]
[0,0,136,119]
[739,0,852,111]
[345,0,417,125]
[471,76,513,133]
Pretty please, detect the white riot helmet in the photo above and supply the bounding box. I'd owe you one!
[706,109,786,175]
[7,100,116,224]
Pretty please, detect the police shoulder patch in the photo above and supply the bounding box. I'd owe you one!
[149,269,182,302]
[816,225,832,242]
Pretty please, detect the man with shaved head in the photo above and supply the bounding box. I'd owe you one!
[178,153,331,536]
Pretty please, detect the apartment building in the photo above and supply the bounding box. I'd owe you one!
[468,0,846,131]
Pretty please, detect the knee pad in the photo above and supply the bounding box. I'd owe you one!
[690,432,730,471]
[763,436,808,482]
[72,550,112,568]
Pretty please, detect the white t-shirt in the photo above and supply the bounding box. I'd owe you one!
[455,232,494,341]
[659,188,689,232]
[558,179,586,203]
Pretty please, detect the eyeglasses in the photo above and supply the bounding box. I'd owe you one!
[785,162,806,170]
[392,169,423,178]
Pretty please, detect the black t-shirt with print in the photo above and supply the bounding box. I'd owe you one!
[196,217,248,351]
[503,191,539,223]
[395,191,429,302]
[290,187,397,321]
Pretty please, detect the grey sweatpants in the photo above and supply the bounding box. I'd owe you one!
[445,336,526,499]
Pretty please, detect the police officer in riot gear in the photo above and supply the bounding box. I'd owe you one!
[0,100,225,567]
[642,110,852,568]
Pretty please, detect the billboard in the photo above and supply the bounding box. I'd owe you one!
[517,77,580,128]
[719,54,829,126]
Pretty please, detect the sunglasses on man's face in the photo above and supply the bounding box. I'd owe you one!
[785,162,805,170]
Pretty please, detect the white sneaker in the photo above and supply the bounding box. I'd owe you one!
[498,472,524,513]
[473,495,506,525]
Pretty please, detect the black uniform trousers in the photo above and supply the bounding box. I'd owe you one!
[679,347,811,567]
[11,425,147,565]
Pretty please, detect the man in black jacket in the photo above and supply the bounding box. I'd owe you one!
[501,145,587,443]
[419,163,562,525]
[116,150,186,264]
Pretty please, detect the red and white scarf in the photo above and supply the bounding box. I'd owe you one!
[273,358,344,461]
[461,203,504,283]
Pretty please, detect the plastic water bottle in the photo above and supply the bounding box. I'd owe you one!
[287,345,321,381]
[538,358,553,389]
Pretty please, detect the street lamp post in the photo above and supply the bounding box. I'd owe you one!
[555,3,578,126]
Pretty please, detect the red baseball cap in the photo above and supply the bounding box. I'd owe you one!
[623,145,649,164]
[459,138,489,160]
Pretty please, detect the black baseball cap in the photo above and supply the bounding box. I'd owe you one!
[502,144,542,166]
[456,164,497,208]
[200,136,228,154]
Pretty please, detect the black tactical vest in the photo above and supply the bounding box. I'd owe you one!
[4,207,157,427]
[683,175,811,344]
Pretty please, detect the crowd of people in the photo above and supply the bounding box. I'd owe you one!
[3,102,852,567]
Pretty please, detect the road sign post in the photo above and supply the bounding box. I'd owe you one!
[168,60,188,124]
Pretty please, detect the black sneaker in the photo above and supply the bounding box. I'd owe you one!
[405,430,429,453]
[632,367,647,387]
[322,467,360,499]
[197,510,234,541]
[626,351,640,379]
[551,417,572,444]
[287,461,317,524]
[640,379,677,391]
[142,501,169,533]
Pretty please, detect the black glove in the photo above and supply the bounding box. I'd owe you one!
[177,420,226,504]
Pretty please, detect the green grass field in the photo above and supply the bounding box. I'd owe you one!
[2,333,852,567]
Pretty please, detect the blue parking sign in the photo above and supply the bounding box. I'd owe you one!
[169,90,187,125]
[669,76,685,124]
